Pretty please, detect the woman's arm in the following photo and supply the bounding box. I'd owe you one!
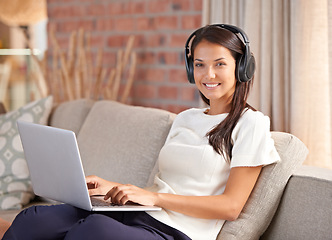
[105,166,262,220]
[156,166,262,220]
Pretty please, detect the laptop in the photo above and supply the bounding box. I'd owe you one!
[17,121,161,212]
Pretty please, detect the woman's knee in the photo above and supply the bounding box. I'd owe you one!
[13,205,41,225]
[3,205,55,239]
[14,204,76,224]
[3,204,88,240]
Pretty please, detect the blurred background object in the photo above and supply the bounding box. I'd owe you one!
[0,0,137,110]
[0,0,47,26]
[0,0,48,111]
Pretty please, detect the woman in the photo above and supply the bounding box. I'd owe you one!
[3,24,279,240]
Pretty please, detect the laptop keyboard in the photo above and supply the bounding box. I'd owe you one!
[90,196,119,207]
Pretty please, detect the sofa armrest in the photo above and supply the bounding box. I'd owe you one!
[261,165,332,240]
[219,132,308,240]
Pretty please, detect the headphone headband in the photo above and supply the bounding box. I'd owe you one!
[184,24,255,84]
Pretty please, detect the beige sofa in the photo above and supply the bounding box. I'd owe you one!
[0,99,331,240]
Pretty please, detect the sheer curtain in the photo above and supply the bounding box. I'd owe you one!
[203,0,332,168]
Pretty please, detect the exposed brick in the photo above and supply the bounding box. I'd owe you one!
[59,20,95,33]
[170,33,190,47]
[136,17,155,31]
[133,34,147,48]
[147,0,171,13]
[134,84,157,99]
[157,52,179,65]
[128,1,146,14]
[192,0,203,11]
[132,100,162,110]
[181,86,198,102]
[107,35,129,48]
[137,52,156,65]
[86,3,107,16]
[107,2,128,15]
[146,33,169,47]
[169,69,188,83]
[155,16,179,30]
[136,68,166,82]
[181,14,202,29]
[114,18,135,31]
[88,34,105,48]
[47,0,61,4]
[171,0,191,11]
[47,0,203,112]
[158,86,178,99]
[48,6,75,18]
[102,51,117,67]
[96,18,113,31]
[163,104,189,114]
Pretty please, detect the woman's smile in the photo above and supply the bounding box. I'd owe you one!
[203,83,221,89]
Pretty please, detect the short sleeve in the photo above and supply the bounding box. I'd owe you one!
[230,110,280,168]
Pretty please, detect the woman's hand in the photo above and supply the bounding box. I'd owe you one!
[85,175,117,196]
[104,184,158,206]
[86,176,158,206]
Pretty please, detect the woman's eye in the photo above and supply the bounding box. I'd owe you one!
[194,63,203,67]
[216,62,226,67]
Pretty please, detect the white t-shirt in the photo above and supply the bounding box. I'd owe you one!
[147,108,280,240]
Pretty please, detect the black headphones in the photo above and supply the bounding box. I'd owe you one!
[185,24,256,84]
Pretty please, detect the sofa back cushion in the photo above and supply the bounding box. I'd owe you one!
[77,100,175,188]
[49,99,95,135]
[217,132,309,240]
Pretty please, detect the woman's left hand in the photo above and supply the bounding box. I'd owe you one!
[104,184,158,206]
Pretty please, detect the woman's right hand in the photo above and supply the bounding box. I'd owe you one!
[85,175,117,196]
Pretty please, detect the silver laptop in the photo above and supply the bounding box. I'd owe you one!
[17,121,161,212]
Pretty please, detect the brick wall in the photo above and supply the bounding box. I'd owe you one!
[47,0,203,113]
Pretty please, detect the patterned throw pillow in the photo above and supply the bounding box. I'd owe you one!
[0,96,53,209]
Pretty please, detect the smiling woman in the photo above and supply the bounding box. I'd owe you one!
[3,25,279,240]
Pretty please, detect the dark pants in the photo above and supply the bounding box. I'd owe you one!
[3,204,191,240]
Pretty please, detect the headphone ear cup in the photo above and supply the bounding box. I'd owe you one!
[237,52,255,82]
[245,54,255,81]
[186,55,195,84]
[236,56,245,83]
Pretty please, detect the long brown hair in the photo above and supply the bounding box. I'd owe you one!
[190,25,255,162]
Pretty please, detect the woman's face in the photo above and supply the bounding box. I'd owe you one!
[193,40,237,108]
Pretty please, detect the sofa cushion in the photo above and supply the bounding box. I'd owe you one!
[0,96,53,210]
[49,99,95,135]
[217,132,309,240]
[261,165,332,240]
[77,100,175,188]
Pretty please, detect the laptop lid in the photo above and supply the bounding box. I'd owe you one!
[17,121,93,211]
[17,121,161,212]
